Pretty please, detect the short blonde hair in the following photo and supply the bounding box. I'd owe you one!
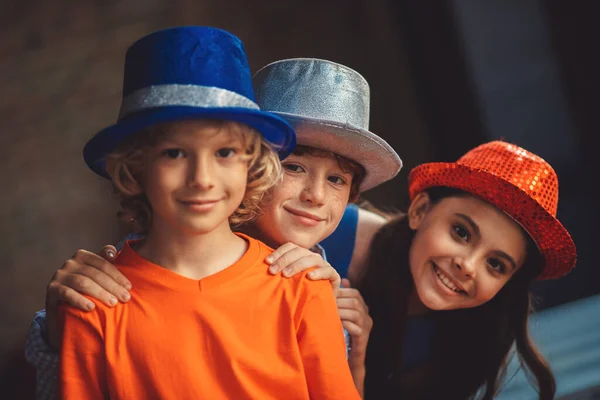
[105,119,282,234]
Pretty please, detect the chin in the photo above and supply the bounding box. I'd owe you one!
[283,234,319,250]
[415,287,452,311]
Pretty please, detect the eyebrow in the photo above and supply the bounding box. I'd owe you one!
[455,213,480,239]
[493,250,518,272]
[455,213,518,271]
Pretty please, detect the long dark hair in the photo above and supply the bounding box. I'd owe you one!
[357,187,555,400]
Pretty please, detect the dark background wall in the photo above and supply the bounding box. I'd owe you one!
[0,0,595,397]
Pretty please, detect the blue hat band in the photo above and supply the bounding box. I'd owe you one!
[118,84,260,120]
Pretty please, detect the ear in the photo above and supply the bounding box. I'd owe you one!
[105,158,144,195]
[407,191,432,230]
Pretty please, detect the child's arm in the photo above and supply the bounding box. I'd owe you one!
[44,245,131,351]
[297,280,362,399]
[336,279,372,396]
[57,303,107,399]
[346,207,388,281]
[24,310,59,400]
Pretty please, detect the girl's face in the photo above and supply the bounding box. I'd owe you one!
[408,193,528,311]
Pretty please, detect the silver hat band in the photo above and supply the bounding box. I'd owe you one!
[118,84,259,119]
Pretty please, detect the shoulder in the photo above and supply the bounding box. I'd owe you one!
[242,235,334,297]
[346,208,389,281]
[274,267,335,304]
[354,207,389,255]
[295,269,336,303]
[57,297,111,333]
[356,207,388,240]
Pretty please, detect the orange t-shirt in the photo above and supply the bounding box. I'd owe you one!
[58,234,360,399]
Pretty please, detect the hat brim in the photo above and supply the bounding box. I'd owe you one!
[84,106,296,178]
[408,162,576,279]
[273,112,402,192]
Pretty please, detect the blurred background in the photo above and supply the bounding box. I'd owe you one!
[1,0,597,398]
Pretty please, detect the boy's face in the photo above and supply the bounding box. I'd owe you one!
[142,120,248,236]
[254,152,353,249]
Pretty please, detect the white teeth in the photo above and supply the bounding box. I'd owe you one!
[434,265,462,293]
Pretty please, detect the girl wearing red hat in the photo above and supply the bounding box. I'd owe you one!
[357,140,576,399]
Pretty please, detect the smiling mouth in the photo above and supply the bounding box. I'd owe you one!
[284,207,323,223]
[433,263,467,295]
[179,199,220,211]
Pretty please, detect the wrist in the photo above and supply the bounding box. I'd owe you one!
[349,364,366,398]
[348,355,366,371]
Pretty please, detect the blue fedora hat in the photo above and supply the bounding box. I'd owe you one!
[83,26,296,178]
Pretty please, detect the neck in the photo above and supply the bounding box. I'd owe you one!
[238,223,315,250]
[136,218,247,280]
[238,224,277,248]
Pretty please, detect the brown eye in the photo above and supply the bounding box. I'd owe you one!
[488,258,506,274]
[283,163,304,173]
[216,148,236,158]
[453,224,470,241]
[161,148,185,159]
[327,175,347,185]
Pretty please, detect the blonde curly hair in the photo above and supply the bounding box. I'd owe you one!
[104,119,282,234]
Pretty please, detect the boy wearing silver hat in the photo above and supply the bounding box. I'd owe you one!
[27,58,401,398]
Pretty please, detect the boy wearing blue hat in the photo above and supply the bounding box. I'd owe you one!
[26,58,401,398]
[55,27,360,399]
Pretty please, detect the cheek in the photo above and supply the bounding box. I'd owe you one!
[326,188,348,212]
[270,175,303,205]
[143,166,175,200]
[409,229,435,265]
[329,197,346,223]
[227,164,249,194]
[473,279,508,304]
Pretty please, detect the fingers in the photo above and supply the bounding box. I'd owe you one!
[45,248,132,313]
[336,296,367,311]
[50,267,127,308]
[341,319,365,337]
[336,288,368,308]
[341,278,351,288]
[336,288,372,339]
[306,266,341,290]
[265,242,300,267]
[72,249,131,290]
[99,245,118,262]
[48,282,96,311]
[65,264,130,303]
[340,310,373,350]
[269,247,322,276]
[339,308,373,339]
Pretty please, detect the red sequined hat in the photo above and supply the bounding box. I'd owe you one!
[408,141,576,279]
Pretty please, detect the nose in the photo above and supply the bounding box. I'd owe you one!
[187,154,215,190]
[453,254,477,279]
[299,176,326,206]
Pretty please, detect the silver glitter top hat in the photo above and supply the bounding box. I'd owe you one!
[253,58,402,192]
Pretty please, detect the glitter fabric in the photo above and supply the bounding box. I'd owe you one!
[408,141,576,279]
[118,84,259,119]
[83,26,296,178]
[253,58,402,192]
